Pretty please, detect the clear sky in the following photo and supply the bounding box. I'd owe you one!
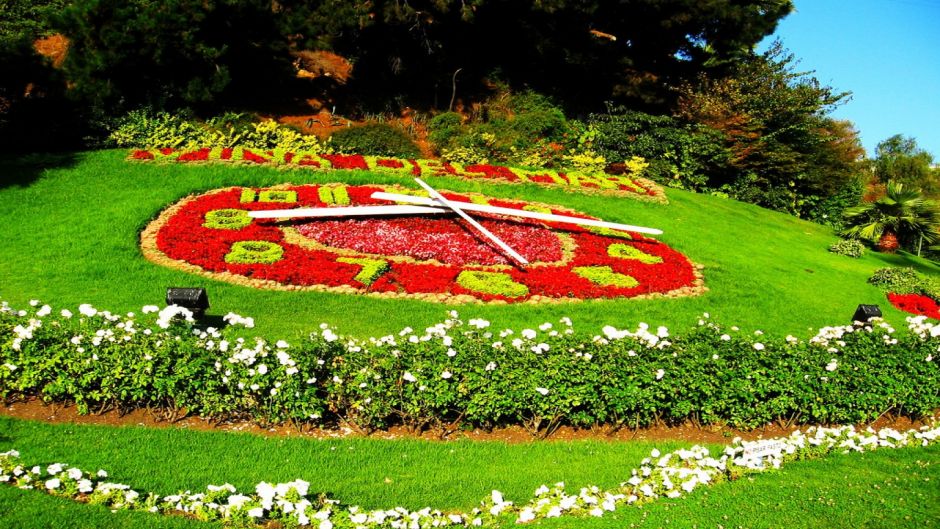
[758,0,940,160]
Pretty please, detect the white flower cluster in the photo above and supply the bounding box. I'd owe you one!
[599,322,671,349]
[906,315,940,340]
[222,311,255,328]
[2,421,937,527]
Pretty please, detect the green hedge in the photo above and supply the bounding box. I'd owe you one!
[1,302,937,437]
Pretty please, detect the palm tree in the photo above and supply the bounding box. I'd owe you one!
[841,181,940,254]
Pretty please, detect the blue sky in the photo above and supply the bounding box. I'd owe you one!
[758,0,940,159]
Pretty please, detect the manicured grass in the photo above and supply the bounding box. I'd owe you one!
[1,150,938,341]
[0,417,937,528]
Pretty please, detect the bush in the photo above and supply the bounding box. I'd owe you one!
[427,112,463,148]
[828,239,866,258]
[329,123,421,158]
[869,267,940,302]
[426,89,574,169]
[2,301,938,436]
[108,110,325,152]
[587,108,729,190]
[869,267,924,294]
[108,109,211,149]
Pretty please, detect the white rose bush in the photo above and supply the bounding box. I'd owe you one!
[0,298,938,435]
[2,422,938,527]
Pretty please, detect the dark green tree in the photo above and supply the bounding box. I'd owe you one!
[873,134,939,197]
[55,0,294,112]
[275,0,792,112]
[0,0,77,150]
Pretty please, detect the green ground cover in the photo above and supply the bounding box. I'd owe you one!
[1,150,936,340]
[0,417,937,528]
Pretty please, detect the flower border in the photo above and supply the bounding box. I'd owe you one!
[128,148,668,204]
[2,422,937,528]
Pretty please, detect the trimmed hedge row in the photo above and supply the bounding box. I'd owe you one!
[1,302,938,437]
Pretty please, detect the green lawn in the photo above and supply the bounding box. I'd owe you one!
[0,417,937,528]
[2,150,937,341]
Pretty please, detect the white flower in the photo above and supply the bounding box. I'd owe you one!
[753,342,765,351]
[45,478,61,490]
[521,329,537,340]
[536,387,550,396]
[720,334,731,341]
[276,340,289,349]
[517,508,535,523]
[447,348,457,357]
[248,507,265,518]
[655,369,665,380]
[257,364,268,375]
[441,371,452,379]
[60,309,72,319]
[403,372,417,383]
[825,359,838,372]
[36,305,51,317]
[485,362,497,371]
[141,305,159,314]
[491,490,504,505]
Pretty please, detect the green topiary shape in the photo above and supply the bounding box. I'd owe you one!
[337,257,389,286]
[225,241,284,264]
[607,243,662,264]
[204,209,251,230]
[239,189,257,203]
[456,270,529,297]
[573,266,638,288]
[318,185,351,206]
[258,190,297,203]
[588,226,632,240]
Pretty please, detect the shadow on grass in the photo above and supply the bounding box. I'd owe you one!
[871,249,940,274]
[0,151,80,190]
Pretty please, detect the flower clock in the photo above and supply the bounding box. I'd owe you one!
[142,183,703,303]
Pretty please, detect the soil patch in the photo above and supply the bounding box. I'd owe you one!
[3,398,933,445]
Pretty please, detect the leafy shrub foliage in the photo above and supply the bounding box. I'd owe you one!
[329,123,421,159]
[428,89,574,169]
[587,107,729,190]
[2,302,938,437]
[828,239,866,258]
[869,267,940,301]
[108,109,325,152]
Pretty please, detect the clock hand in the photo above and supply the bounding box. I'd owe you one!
[247,204,450,219]
[371,191,663,236]
[413,177,529,267]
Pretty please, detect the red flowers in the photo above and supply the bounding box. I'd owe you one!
[143,184,700,303]
[128,148,666,202]
[888,292,940,319]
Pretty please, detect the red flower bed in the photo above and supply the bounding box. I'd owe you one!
[888,292,940,319]
[142,184,700,303]
[128,148,667,203]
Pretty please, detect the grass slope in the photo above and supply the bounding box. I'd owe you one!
[1,150,938,340]
[0,417,937,528]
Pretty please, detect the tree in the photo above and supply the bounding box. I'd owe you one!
[275,0,793,112]
[674,41,864,217]
[55,0,294,113]
[842,182,940,255]
[0,0,77,150]
[873,134,938,197]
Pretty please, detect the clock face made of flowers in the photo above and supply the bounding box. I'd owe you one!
[141,184,704,304]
